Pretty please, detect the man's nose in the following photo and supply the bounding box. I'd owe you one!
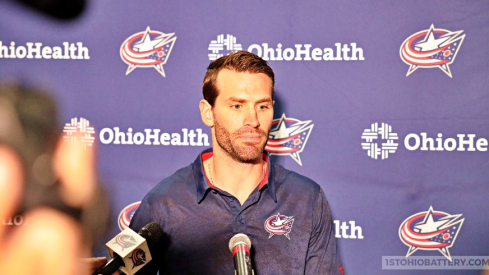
[243,107,260,128]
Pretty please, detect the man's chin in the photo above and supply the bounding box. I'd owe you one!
[233,145,265,163]
[236,155,262,163]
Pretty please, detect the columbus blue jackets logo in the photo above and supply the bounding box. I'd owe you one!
[114,234,138,250]
[265,113,313,166]
[264,213,295,240]
[120,26,176,77]
[131,248,147,268]
[400,24,465,78]
[118,201,141,230]
[399,206,464,261]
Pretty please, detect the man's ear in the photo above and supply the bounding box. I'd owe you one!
[199,99,214,127]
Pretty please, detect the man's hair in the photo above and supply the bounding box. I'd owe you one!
[202,51,275,107]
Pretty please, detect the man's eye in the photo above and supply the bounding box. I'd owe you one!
[231,104,241,110]
[258,104,270,110]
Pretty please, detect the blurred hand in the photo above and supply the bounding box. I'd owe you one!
[0,137,103,275]
[81,257,119,275]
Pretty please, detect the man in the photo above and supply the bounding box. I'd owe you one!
[130,51,343,274]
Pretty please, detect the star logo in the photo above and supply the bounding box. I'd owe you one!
[399,206,464,261]
[264,213,295,240]
[400,24,465,78]
[265,113,313,166]
[120,26,177,77]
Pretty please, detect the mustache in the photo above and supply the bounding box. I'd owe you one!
[235,127,268,137]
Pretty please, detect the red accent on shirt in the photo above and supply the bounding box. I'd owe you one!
[258,153,269,190]
[201,152,269,191]
[201,151,219,190]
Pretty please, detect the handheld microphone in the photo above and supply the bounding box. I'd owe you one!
[93,222,163,275]
[229,233,254,275]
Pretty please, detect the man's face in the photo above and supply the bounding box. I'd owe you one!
[212,69,274,163]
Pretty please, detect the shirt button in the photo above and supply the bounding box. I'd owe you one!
[237,216,242,221]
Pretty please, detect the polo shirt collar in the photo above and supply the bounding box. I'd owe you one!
[194,148,277,203]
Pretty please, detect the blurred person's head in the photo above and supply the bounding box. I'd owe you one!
[0,82,109,245]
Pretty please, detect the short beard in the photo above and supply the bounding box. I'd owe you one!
[214,119,270,163]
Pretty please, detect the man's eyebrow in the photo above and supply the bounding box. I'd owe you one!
[226,97,247,103]
[225,97,273,104]
[256,98,273,104]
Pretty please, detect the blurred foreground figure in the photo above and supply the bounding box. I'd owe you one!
[0,83,111,274]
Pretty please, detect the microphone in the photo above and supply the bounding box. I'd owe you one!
[228,233,255,275]
[93,222,163,275]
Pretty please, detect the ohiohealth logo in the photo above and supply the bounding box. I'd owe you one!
[208,34,364,61]
[0,41,89,60]
[120,26,177,77]
[208,34,243,60]
[361,122,399,160]
[62,117,95,149]
[265,114,313,166]
[361,123,489,159]
[400,24,465,78]
[399,206,464,261]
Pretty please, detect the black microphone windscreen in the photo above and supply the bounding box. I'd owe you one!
[139,222,164,248]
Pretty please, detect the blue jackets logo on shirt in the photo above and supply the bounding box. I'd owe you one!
[264,213,295,240]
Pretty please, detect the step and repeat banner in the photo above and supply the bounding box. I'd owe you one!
[1,0,489,274]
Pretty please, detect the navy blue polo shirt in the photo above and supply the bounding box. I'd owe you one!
[129,148,343,275]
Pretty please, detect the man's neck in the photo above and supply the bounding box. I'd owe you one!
[205,147,266,205]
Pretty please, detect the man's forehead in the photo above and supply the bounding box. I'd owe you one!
[216,68,270,79]
[215,69,273,93]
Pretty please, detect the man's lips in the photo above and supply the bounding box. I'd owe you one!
[239,134,263,139]
[237,134,265,142]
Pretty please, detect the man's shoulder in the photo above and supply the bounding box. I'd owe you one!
[144,164,196,200]
[130,162,199,229]
[272,163,321,194]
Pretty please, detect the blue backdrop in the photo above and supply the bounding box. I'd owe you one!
[1,1,489,274]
